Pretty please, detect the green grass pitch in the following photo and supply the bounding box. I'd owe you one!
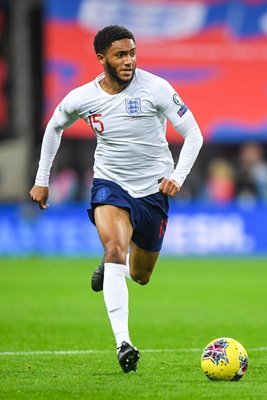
[1,257,267,399]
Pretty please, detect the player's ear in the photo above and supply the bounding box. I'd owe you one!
[97,53,105,65]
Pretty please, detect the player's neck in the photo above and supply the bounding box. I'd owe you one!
[99,76,130,95]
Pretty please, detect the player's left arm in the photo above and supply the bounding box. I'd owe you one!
[157,81,203,196]
[170,110,203,187]
[159,178,181,197]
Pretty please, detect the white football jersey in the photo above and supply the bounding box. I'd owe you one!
[36,68,203,197]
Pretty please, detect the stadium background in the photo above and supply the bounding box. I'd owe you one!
[0,0,267,257]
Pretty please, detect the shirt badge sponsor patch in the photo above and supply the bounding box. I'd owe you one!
[177,104,188,117]
[125,98,141,116]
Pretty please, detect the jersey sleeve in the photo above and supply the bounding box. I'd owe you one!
[170,112,203,187]
[53,90,80,130]
[34,90,80,186]
[156,79,203,187]
[156,78,191,127]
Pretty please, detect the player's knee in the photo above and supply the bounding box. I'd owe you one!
[131,272,151,286]
[138,277,150,286]
[104,245,127,264]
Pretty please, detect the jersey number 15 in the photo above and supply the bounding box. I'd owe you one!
[87,114,104,134]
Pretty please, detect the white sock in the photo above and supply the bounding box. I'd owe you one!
[103,263,132,350]
[124,253,132,281]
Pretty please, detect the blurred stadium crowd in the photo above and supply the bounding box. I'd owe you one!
[0,0,267,205]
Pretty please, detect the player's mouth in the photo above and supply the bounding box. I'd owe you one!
[121,69,132,77]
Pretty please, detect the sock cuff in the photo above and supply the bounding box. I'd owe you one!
[104,262,126,276]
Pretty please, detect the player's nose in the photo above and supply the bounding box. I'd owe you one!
[124,54,132,65]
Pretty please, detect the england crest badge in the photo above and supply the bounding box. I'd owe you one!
[125,98,141,116]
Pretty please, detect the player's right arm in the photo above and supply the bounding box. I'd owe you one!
[29,92,79,209]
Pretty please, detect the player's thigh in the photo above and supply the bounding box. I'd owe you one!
[94,204,133,254]
[129,241,160,283]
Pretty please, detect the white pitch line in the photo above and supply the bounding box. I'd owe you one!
[0,347,266,357]
[248,347,267,351]
[0,349,198,356]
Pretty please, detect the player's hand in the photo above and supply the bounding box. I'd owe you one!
[159,178,180,197]
[29,185,49,210]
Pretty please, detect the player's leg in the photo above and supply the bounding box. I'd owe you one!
[92,244,159,289]
[127,241,160,285]
[125,193,169,284]
[91,204,131,291]
[94,204,140,372]
[94,204,132,264]
[92,201,168,289]
[93,244,159,289]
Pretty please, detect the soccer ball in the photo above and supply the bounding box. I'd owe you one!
[201,337,248,381]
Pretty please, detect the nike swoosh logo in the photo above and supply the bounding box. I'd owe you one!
[88,109,99,114]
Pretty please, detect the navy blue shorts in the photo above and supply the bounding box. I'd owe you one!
[88,178,169,252]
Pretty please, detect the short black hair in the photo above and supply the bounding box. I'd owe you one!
[94,25,135,54]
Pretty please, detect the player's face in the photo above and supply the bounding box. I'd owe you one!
[99,39,136,85]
